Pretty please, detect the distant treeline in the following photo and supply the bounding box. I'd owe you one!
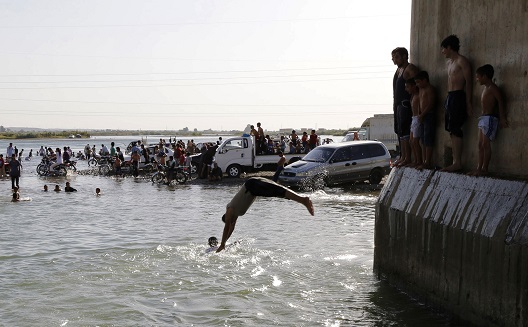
[0,131,91,139]
[88,130,205,137]
[0,128,354,139]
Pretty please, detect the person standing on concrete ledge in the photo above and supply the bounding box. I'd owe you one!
[468,64,508,177]
[391,47,419,167]
[415,71,436,170]
[440,34,472,172]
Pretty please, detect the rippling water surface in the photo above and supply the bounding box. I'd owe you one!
[0,137,450,326]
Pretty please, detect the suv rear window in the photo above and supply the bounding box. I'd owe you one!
[365,144,386,157]
[348,144,386,160]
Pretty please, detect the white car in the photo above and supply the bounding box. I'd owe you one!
[278,140,391,189]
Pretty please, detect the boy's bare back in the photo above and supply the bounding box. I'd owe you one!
[419,84,436,118]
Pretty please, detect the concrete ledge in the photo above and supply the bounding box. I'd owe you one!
[375,167,528,327]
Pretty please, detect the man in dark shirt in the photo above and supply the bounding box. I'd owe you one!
[8,154,21,190]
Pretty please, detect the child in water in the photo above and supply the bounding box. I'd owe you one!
[205,237,218,253]
[11,186,20,202]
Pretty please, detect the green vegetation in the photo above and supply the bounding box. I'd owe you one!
[0,131,90,139]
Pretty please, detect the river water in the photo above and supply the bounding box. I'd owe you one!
[0,136,450,326]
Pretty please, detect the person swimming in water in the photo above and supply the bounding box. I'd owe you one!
[205,236,219,253]
[11,186,20,202]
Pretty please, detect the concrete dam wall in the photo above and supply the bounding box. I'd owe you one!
[374,168,528,326]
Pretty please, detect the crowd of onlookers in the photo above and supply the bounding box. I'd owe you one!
[249,123,321,155]
[4,125,327,197]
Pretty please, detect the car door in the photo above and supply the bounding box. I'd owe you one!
[346,144,375,181]
[326,146,354,184]
[215,137,251,169]
[329,145,372,184]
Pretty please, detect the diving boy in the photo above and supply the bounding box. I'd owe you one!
[469,64,508,176]
[217,177,314,253]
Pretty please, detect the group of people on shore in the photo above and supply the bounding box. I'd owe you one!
[249,123,320,155]
[392,34,508,176]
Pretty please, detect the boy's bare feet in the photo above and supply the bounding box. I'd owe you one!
[440,163,462,172]
[302,197,314,216]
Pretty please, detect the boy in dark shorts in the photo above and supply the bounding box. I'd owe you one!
[415,71,436,169]
[216,177,314,252]
[440,34,473,172]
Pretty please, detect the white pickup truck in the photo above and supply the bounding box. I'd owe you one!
[215,135,303,177]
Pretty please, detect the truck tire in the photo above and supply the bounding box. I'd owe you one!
[227,164,242,178]
[369,168,383,185]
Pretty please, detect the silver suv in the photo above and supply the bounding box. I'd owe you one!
[278,140,391,189]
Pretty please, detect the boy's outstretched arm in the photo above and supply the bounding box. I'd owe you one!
[217,208,237,253]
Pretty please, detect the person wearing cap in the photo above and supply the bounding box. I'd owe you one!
[216,177,314,253]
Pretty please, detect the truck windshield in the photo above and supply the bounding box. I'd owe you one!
[302,147,335,163]
[222,139,243,150]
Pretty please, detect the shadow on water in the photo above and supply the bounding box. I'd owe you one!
[363,278,457,327]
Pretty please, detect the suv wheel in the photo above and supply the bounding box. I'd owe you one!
[369,169,383,185]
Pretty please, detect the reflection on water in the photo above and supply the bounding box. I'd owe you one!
[0,137,451,326]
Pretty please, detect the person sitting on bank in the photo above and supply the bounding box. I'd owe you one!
[209,162,223,181]
[216,177,314,253]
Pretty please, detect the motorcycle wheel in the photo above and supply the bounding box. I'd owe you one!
[175,171,187,184]
[151,172,165,184]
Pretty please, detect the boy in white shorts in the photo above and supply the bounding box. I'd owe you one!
[469,64,508,176]
[405,78,422,167]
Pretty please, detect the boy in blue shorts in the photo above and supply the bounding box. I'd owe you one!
[405,78,422,167]
[468,64,508,176]
[414,71,436,170]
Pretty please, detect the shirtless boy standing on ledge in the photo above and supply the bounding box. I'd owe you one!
[441,34,472,172]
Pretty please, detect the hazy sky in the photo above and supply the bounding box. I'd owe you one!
[0,0,411,131]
